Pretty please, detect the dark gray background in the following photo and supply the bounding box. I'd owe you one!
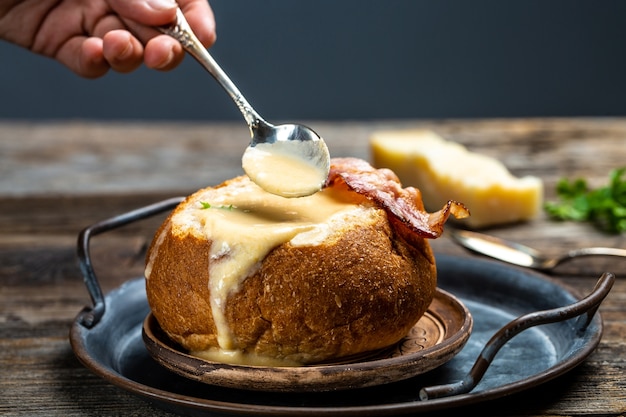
[1,0,626,121]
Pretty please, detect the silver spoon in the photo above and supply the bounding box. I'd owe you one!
[450,229,626,272]
[159,9,330,198]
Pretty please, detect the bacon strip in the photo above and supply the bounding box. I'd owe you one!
[326,158,469,240]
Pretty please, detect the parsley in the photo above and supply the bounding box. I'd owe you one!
[544,167,626,233]
[199,202,235,210]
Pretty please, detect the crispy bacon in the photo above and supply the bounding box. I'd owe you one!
[326,158,469,240]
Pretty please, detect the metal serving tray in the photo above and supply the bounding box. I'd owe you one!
[70,198,613,416]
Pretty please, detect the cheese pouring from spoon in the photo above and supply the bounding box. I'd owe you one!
[159,9,330,198]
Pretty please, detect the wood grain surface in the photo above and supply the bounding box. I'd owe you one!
[1,118,625,416]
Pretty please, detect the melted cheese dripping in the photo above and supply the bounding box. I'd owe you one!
[165,177,362,355]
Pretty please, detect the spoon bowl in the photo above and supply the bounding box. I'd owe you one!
[242,124,330,197]
[159,10,330,197]
[450,229,626,272]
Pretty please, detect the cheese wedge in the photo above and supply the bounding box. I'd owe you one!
[370,130,543,228]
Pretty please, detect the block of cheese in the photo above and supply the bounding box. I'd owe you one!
[370,130,543,228]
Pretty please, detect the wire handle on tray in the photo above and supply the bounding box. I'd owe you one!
[76,197,184,328]
[419,271,615,400]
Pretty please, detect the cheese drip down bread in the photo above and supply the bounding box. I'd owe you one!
[144,158,468,365]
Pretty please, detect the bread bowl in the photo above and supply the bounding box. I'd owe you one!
[144,157,468,365]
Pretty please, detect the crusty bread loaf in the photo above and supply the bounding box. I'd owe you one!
[144,159,442,365]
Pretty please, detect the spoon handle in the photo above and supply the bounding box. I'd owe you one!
[159,9,266,129]
[560,247,626,265]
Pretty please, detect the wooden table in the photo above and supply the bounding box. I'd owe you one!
[1,118,625,416]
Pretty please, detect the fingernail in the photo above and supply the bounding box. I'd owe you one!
[147,0,177,11]
[154,46,176,69]
[118,41,134,60]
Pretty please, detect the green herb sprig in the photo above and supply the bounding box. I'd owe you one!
[199,202,235,210]
[544,167,626,233]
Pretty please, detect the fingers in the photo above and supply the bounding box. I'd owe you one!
[102,30,144,73]
[79,38,110,78]
[107,0,217,72]
[99,31,184,74]
[108,20,185,71]
[56,30,183,77]
[55,36,110,79]
[55,0,217,77]
[55,32,144,78]
[178,0,217,47]
[107,0,179,27]
[143,34,184,70]
[109,0,217,48]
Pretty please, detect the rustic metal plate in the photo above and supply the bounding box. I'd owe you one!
[70,254,605,416]
[142,287,472,392]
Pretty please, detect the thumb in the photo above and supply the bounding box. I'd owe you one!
[107,0,178,27]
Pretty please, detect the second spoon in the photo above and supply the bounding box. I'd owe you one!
[450,229,626,273]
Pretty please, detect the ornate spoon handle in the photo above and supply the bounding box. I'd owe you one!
[158,9,265,129]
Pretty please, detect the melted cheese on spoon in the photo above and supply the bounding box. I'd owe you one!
[242,141,328,198]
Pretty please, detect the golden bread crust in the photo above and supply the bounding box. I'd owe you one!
[145,175,436,364]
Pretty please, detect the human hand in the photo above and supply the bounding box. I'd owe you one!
[0,0,216,78]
